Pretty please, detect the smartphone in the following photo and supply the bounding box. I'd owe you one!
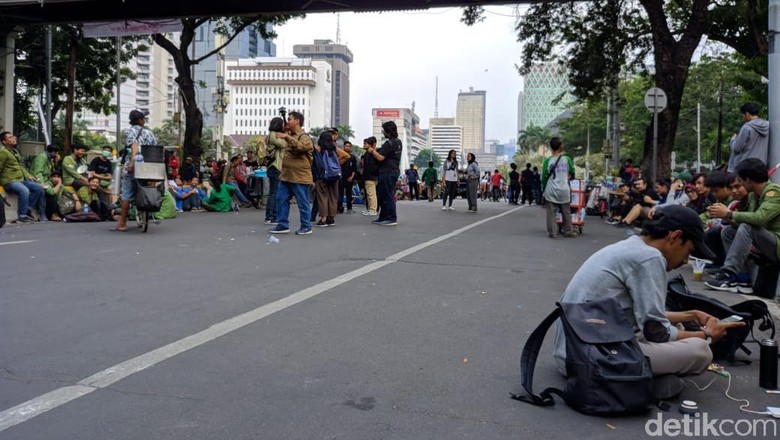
[720,315,744,323]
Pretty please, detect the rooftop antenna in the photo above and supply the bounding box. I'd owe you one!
[336,14,341,44]
[434,76,439,118]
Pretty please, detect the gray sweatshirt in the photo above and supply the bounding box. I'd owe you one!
[553,236,677,373]
[728,118,770,172]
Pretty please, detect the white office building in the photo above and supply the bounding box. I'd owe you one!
[428,117,463,163]
[224,57,332,136]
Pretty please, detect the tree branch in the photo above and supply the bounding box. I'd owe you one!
[192,21,253,64]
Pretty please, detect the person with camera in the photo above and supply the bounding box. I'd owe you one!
[269,111,314,235]
[366,121,402,226]
[113,110,156,232]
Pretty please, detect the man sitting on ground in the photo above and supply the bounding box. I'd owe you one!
[555,205,745,399]
[614,177,659,228]
[88,145,114,201]
[77,176,116,221]
[44,171,79,221]
[62,144,89,190]
[705,159,780,294]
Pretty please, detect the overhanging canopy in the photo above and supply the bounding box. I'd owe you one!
[0,0,524,25]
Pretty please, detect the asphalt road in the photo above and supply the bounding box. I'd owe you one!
[1,198,778,439]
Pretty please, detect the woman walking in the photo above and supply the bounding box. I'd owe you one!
[466,153,480,213]
[441,149,459,211]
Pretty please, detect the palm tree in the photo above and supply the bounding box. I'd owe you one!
[517,124,553,156]
[336,125,354,143]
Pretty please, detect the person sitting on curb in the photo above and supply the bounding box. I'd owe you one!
[0,131,46,223]
[554,205,745,400]
[705,159,780,294]
[62,144,89,190]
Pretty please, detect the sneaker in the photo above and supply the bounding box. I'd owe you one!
[326,218,335,227]
[295,227,312,235]
[377,220,397,226]
[263,219,277,225]
[652,375,684,400]
[17,215,34,224]
[441,206,447,211]
[468,209,477,213]
[704,271,738,292]
[346,209,355,214]
[605,217,620,225]
[315,220,328,228]
[734,273,754,294]
[371,218,383,224]
[269,225,290,234]
[448,206,455,211]
[613,221,629,228]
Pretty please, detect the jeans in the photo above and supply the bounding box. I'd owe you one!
[377,173,398,222]
[182,193,202,211]
[338,178,353,212]
[266,166,281,221]
[4,180,45,219]
[225,182,249,204]
[722,223,779,274]
[275,181,312,230]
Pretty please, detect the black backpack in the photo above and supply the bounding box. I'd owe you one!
[666,275,775,362]
[513,298,654,416]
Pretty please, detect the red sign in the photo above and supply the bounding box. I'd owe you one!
[375,109,400,118]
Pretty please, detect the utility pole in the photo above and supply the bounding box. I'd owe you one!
[696,103,701,172]
[769,0,780,182]
[45,25,52,143]
[212,51,228,159]
[715,76,724,166]
[611,84,620,170]
[115,36,122,149]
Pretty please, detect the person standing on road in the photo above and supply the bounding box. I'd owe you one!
[542,137,576,238]
[361,137,379,216]
[367,120,402,226]
[490,169,503,202]
[264,117,286,225]
[114,110,157,232]
[508,163,520,205]
[521,163,534,205]
[441,149,458,211]
[338,140,357,214]
[466,152,480,213]
[532,166,542,205]
[405,164,420,201]
[727,102,769,172]
[269,111,314,236]
[422,160,438,202]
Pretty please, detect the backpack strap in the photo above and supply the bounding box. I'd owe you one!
[511,306,563,406]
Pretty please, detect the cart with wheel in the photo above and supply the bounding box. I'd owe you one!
[557,179,586,234]
[132,146,167,233]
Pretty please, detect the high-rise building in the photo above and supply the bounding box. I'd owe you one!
[194,22,276,128]
[522,63,572,130]
[455,87,486,152]
[372,108,420,172]
[517,91,524,137]
[427,117,462,162]
[224,58,332,136]
[293,40,353,127]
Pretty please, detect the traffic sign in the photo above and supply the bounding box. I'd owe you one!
[644,87,667,113]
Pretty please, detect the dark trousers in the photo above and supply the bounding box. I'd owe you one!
[443,181,458,207]
[706,226,726,267]
[45,194,61,218]
[521,185,533,205]
[492,186,501,202]
[338,178,353,212]
[409,182,419,200]
[377,173,398,222]
[266,167,280,221]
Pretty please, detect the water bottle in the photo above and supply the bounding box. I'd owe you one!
[82,204,90,214]
[759,339,778,389]
[135,151,144,164]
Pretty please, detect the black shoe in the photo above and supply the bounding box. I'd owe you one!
[326,217,335,227]
[315,220,328,228]
[704,271,738,292]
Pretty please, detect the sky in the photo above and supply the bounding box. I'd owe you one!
[275,6,528,144]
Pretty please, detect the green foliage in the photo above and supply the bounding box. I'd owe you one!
[517,124,553,156]
[14,24,143,135]
[51,114,110,149]
[413,148,441,169]
[151,118,180,146]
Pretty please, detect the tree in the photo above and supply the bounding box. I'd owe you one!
[517,124,553,156]
[464,1,767,180]
[152,16,295,161]
[335,125,354,144]
[413,148,441,169]
[152,118,180,146]
[14,24,141,145]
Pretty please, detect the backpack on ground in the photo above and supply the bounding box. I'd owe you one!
[666,275,775,362]
[513,298,654,416]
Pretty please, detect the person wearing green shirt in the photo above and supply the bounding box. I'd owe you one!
[421,160,438,202]
[30,144,60,185]
[0,131,46,222]
[77,176,116,221]
[62,144,89,189]
[202,175,238,212]
[44,171,79,221]
[705,158,780,295]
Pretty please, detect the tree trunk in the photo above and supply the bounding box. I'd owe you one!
[178,74,203,160]
[63,36,77,154]
[639,0,710,181]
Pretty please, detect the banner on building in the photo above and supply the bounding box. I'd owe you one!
[83,20,182,38]
[375,109,400,118]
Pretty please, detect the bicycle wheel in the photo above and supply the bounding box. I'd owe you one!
[142,211,149,233]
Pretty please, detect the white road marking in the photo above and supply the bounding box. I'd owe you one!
[0,206,522,432]
[0,240,37,246]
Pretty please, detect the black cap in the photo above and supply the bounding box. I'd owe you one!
[653,205,716,261]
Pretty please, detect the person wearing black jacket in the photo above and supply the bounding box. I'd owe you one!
[338,141,357,213]
[520,162,535,205]
[367,122,402,226]
[615,177,660,228]
[361,137,379,216]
